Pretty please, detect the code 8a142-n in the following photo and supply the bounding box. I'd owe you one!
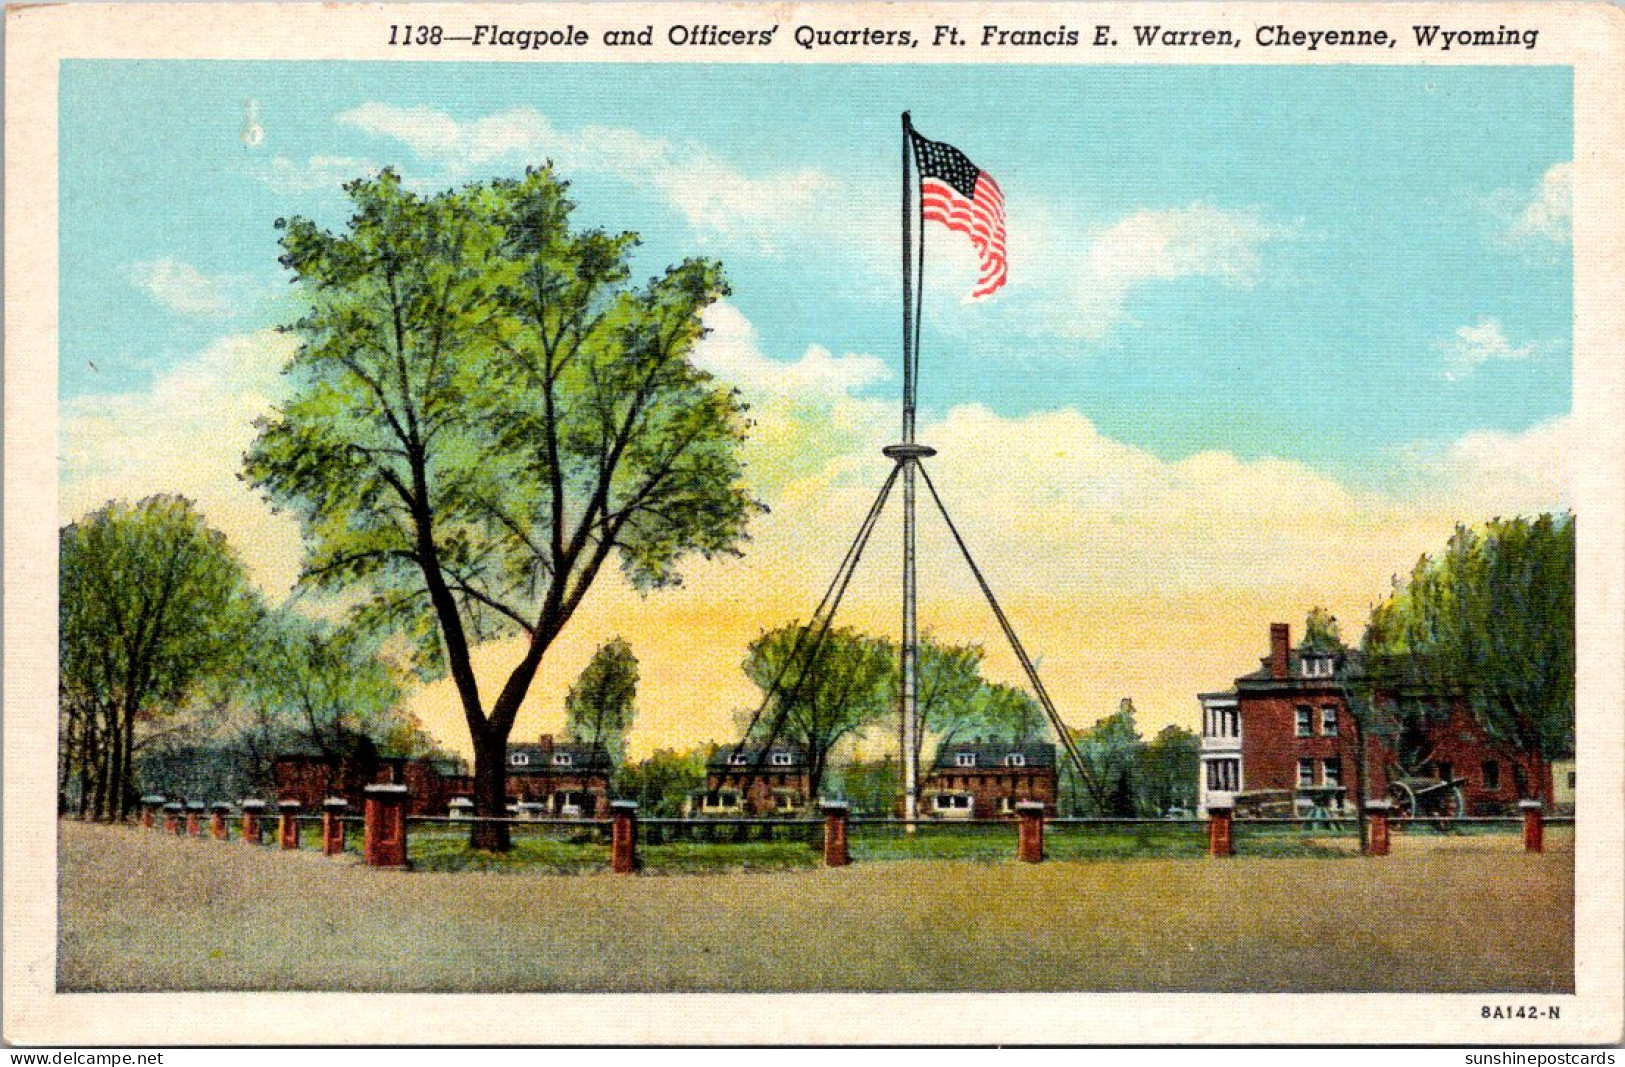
[1481,1004,1561,1019]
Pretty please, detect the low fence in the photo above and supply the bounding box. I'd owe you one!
[128,790,1572,873]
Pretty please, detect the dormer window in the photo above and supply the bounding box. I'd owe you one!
[729,753,750,766]
[955,752,977,768]
[510,752,530,767]
[1301,655,1334,678]
[771,752,793,767]
[1004,753,1026,768]
[552,752,572,767]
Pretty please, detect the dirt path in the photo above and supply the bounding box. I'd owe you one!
[57,821,1573,993]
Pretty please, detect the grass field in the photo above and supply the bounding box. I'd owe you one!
[57,820,1572,993]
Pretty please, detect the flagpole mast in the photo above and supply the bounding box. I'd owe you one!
[889,110,932,827]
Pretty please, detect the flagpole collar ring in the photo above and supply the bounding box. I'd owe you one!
[883,443,937,460]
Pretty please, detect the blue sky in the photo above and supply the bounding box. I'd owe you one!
[61,61,1571,486]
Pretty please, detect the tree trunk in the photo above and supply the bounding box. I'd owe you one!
[469,730,512,851]
[119,703,139,821]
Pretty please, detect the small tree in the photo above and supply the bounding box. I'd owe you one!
[1067,698,1145,816]
[59,496,259,820]
[564,637,638,770]
[744,625,895,799]
[236,610,415,792]
[1137,724,1200,815]
[616,747,706,816]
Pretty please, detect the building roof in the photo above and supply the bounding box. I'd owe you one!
[706,742,808,771]
[931,739,1056,770]
[507,741,613,774]
[1235,648,1361,692]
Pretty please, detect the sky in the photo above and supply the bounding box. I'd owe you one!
[58,61,1573,759]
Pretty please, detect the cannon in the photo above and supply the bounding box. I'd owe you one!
[1387,775,1466,819]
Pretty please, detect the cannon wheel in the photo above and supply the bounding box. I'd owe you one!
[1388,781,1417,818]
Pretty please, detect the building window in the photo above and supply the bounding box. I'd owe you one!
[1322,759,1342,788]
[551,752,572,767]
[1320,706,1339,736]
[771,752,793,767]
[934,794,971,811]
[1297,759,1316,788]
[1224,708,1239,737]
[1206,759,1239,792]
[1481,760,1501,791]
[1004,753,1026,768]
[955,752,977,768]
[1295,707,1313,737]
[510,752,530,767]
[729,753,750,766]
[1302,655,1334,678]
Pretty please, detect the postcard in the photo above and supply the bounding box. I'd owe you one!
[5,0,1623,1047]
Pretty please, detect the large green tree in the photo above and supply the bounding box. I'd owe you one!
[246,169,760,848]
[59,495,259,820]
[564,636,638,769]
[744,624,895,799]
[1065,698,1145,816]
[1360,513,1575,765]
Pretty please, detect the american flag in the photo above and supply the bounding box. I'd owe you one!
[913,132,1007,300]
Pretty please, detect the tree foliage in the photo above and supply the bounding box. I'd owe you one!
[744,624,895,799]
[1360,513,1575,762]
[59,496,259,820]
[1137,724,1200,815]
[1065,698,1143,816]
[245,168,761,847]
[232,609,419,792]
[616,747,707,816]
[565,636,638,769]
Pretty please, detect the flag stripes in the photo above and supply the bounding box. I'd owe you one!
[914,133,1007,300]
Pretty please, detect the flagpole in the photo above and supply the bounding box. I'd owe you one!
[892,111,930,828]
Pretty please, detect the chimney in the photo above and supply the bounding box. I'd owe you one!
[1269,623,1290,679]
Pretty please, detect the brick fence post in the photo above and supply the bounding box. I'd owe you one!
[363,784,410,869]
[185,801,206,838]
[1520,799,1545,854]
[278,799,302,850]
[1016,801,1045,863]
[163,802,183,835]
[1206,798,1235,857]
[1364,799,1392,856]
[240,799,266,844]
[820,801,851,867]
[140,795,165,829]
[322,797,349,856]
[610,800,639,874]
[209,802,231,841]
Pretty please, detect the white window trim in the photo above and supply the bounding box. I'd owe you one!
[771,752,793,767]
[552,752,573,767]
[1004,753,1026,768]
[955,753,977,768]
[510,752,530,766]
[729,753,750,766]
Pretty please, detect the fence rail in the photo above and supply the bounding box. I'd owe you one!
[125,794,1572,873]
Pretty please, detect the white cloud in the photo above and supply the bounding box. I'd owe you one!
[335,104,834,249]
[61,330,304,596]
[925,202,1297,342]
[246,154,379,194]
[1436,318,1537,381]
[125,257,232,315]
[694,302,889,399]
[1509,161,1571,245]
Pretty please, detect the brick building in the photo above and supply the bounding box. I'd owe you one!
[1198,622,1552,816]
[503,734,614,816]
[275,733,612,817]
[921,739,1058,819]
[694,743,811,816]
[273,753,468,817]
